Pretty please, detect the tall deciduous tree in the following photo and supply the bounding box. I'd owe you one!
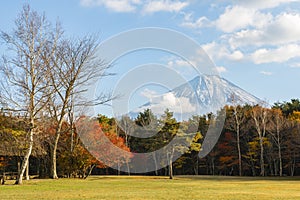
[225,104,246,176]
[46,36,111,179]
[251,105,269,176]
[268,109,286,176]
[0,5,61,184]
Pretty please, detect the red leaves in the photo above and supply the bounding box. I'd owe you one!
[76,117,131,169]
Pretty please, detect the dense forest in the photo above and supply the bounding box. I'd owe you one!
[1,99,300,179]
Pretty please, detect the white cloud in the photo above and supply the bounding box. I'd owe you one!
[229,12,300,48]
[166,60,195,78]
[228,50,244,61]
[236,0,300,10]
[215,6,272,33]
[181,14,211,29]
[290,63,300,68]
[260,71,273,76]
[142,0,189,14]
[138,92,196,115]
[215,6,255,33]
[215,66,227,73]
[251,44,300,64]
[80,0,141,12]
[140,88,158,100]
[202,42,244,61]
[80,0,189,13]
[199,4,300,65]
[167,59,195,68]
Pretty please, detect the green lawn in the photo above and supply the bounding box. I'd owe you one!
[0,176,299,200]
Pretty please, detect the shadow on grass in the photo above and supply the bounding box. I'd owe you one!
[175,175,300,182]
[86,175,171,181]
[84,175,300,182]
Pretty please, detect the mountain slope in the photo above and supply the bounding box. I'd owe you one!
[131,74,261,118]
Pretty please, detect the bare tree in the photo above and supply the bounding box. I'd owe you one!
[0,5,61,184]
[118,115,135,175]
[230,94,247,176]
[226,104,245,177]
[268,109,286,176]
[45,36,112,179]
[251,105,269,176]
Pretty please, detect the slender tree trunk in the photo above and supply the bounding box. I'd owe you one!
[252,107,267,177]
[126,161,131,176]
[152,152,158,176]
[289,152,296,176]
[211,158,215,175]
[70,124,74,153]
[169,150,174,179]
[124,133,131,176]
[25,160,29,180]
[259,136,265,176]
[15,121,34,184]
[194,157,199,175]
[278,145,282,177]
[169,158,173,179]
[234,106,242,176]
[51,132,60,179]
[51,120,64,179]
[17,157,20,177]
[251,160,256,176]
[276,122,283,177]
[84,164,96,179]
[237,127,242,176]
[69,95,75,153]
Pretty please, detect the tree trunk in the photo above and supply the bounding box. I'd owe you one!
[17,157,21,177]
[51,132,60,179]
[252,107,267,177]
[84,164,96,179]
[194,157,199,175]
[51,120,64,179]
[25,160,29,180]
[126,161,131,176]
[169,151,174,179]
[290,154,295,176]
[237,128,242,176]
[169,159,173,179]
[278,145,282,176]
[234,106,242,176]
[211,158,215,175]
[276,124,283,177]
[15,126,34,184]
[251,161,256,176]
[259,136,265,176]
[152,152,158,176]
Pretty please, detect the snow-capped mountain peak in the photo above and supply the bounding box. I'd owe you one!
[131,74,261,119]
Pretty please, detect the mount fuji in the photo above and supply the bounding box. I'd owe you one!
[130,74,261,119]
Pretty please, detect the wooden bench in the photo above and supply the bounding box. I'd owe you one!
[1,172,18,185]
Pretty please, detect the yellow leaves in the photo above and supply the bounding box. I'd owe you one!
[248,140,259,151]
[193,132,203,142]
[3,128,26,136]
[248,137,270,151]
[190,143,201,152]
[289,111,300,122]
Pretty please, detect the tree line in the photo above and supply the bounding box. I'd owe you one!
[0,5,300,183]
[1,99,300,180]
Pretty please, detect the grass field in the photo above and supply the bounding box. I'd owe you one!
[0,176,300,200]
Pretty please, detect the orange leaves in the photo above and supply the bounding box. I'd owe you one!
[76,116,131,169]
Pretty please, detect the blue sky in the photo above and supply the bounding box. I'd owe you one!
[1,0,300,116]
